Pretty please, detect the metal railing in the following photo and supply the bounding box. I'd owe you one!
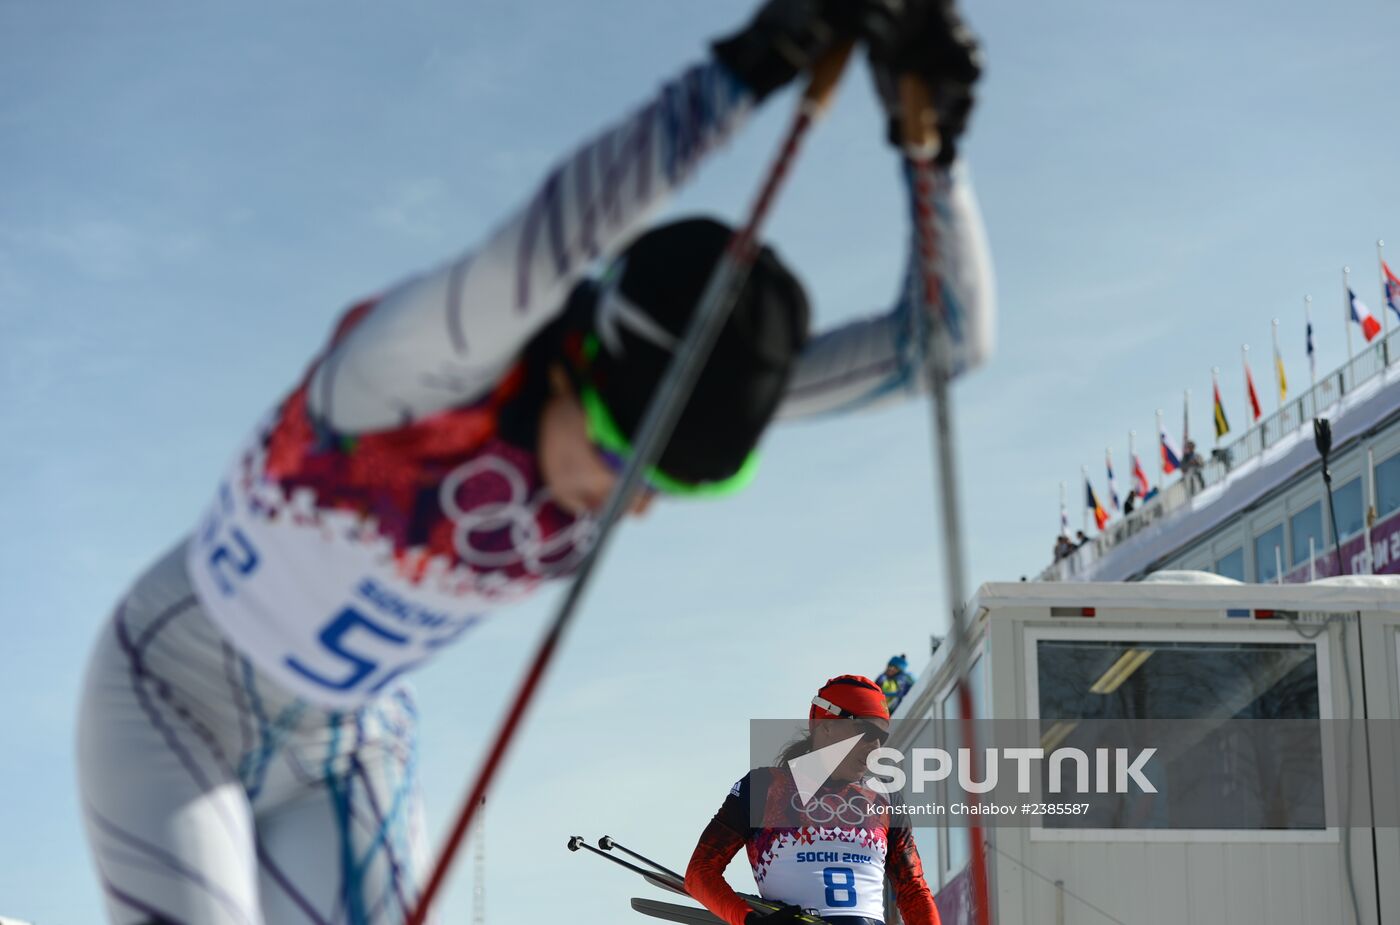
[1041,328,1400,581]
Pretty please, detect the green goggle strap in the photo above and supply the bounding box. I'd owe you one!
[576,335,761,498]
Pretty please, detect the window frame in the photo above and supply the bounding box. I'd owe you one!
[1329,476,1366,542]
[1288,499,1325,567]
[1252,520,1287,584]
[1214,546,1245,581]
[1376,448,1400,521]
[929,647,989,883]
[1022,624,1337,843]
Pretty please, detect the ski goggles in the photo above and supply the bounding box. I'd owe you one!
[575,334,761,498]
[810,695,891,745]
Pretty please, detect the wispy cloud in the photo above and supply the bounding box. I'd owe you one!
[371,176,454,242]
[8,217,205,282]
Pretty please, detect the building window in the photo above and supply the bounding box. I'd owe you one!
[906,718,943,886]
[1035,638,1323,830]
[940,656,985,877]
[1332,478,1364,540]
[1214,548,1244,581]
[1289,502,1323,566]
[1378,452,1400,520]
[1254,524,1285,582]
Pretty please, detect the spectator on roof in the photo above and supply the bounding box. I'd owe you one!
[879,655,916,714]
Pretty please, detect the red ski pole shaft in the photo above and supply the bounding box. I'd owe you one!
[404,46,852,925]
[899,74,992,925]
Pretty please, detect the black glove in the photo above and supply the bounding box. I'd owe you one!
[714,0,886,101]
[868,0,983,163]
[744,904,810,925]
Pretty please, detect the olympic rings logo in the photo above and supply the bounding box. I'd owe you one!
[439,455,597,578]
[790,791,879,827]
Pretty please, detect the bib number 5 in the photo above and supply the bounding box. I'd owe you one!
[285,607,422,694]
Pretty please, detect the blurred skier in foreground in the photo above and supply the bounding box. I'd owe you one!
[76,1,988,921]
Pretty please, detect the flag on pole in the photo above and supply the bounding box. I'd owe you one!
[1350,289,1382,341]
[1244,357,1262,421]
[1306,312,1316,380]
[1085,478,1108,530]
[1160,424,1182,474]
[1385,260,1400,322]
[1132,452,1150,497]
[1213,379,1230,438]
[1060,498,1069,538]
[1274,349,1287,401]
[1106,451,1121,511]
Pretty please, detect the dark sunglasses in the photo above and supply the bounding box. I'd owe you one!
[855,721,890,746]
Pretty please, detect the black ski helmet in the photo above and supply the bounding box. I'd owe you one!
[581,216,810,490]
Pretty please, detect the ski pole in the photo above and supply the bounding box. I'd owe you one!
[568,836,688,895]
[405,46,854,925]
[898,74,991,925]
[577,836,833,925]
[598,836,686,884]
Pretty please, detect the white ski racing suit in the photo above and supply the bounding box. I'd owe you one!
[77,52,993,925]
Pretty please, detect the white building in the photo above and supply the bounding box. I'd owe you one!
[890,577,1400,925]
[889,332,1400,923]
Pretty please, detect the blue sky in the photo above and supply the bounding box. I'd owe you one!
[2,0,1397,922]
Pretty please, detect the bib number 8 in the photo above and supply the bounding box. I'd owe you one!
[822,867,857,908]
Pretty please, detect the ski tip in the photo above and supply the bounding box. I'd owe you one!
[598,835,615,850]
[567,835,585,851]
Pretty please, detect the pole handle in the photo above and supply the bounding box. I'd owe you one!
[898,75,941,156]
[802,42,855,114]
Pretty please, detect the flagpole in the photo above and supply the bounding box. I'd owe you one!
[1241,343,1251,428]
[1343,266,1354,383]
[1211,367,1222,446]
[1381,240,1393,367]
[1183,388,1191,448]
[1380,240,1389,341]
[1271,318,1283,412]
[1080,465,1089,535]
[1105,446,1115,513]
[1059,480,1067,538]
[1305,295,1317,391]
[1155,409,1165,490]
[1127,429,1137,507]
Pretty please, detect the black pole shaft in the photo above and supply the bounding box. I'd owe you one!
[569,837,688,897]
[601,838,686,883]
[570,837,668,882]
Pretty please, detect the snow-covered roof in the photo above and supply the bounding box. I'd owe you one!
[1047,354,1400,582]
[971,573,1400,615]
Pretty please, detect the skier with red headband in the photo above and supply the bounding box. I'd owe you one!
[686,676,940,925]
